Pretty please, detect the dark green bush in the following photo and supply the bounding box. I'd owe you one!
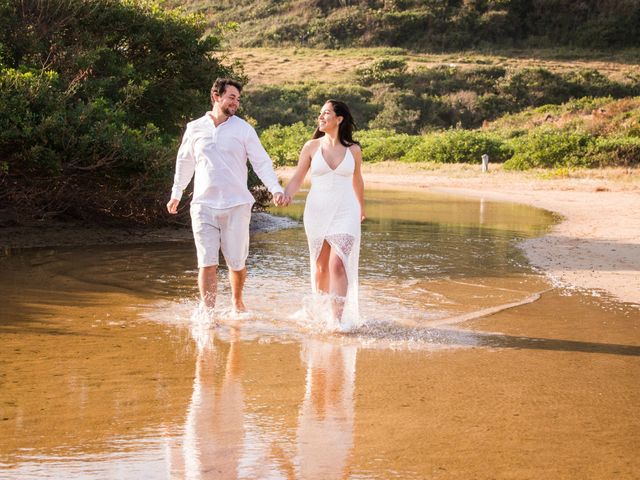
[356,130,422,163]
[476,93,516,121]
[243,83,377,131]
[564,69,637,98]
[242,85,311,129]
[306,84,379,128]
[355,58,408,86]
[369,91,423,134]
[403,65,507,97]
[260,122,313,167]
[504,129,596,170]
[497,68,574,107]
[589,136,640,167]
[194,0,640,50]
[0,0,236,223]
[321,7,369,46]
[402,129,512,164]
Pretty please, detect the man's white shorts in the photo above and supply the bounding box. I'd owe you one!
[190,203,252,270]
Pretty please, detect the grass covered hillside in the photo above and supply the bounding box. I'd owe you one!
[224,48,639,171]
[232,48,640,132]
[171,0,640,50]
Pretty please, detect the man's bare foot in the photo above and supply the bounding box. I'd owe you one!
[232,300,247,314]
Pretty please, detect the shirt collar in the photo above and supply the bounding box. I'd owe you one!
[207,111,236,128]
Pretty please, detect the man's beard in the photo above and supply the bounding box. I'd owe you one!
[222,106,236,117]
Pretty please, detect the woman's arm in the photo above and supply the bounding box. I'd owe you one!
[284,140,314,201]
[351,145,366,221]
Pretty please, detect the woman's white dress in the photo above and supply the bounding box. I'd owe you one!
[303,146,361,329]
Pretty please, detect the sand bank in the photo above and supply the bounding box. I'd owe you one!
[279,163,640,305]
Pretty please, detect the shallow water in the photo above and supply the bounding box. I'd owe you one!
[1,189,639,479]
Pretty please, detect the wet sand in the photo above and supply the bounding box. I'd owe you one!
[279,163,640,305]
[2,246,639,478]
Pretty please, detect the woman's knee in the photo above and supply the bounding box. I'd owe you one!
[315,259,329,275]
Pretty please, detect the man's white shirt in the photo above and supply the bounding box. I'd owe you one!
[170,113,283,208]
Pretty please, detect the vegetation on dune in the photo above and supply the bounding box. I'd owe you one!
[245,58,640,170]
[260,97,640,169]
[169,0,640,51]
[243,61,640,134]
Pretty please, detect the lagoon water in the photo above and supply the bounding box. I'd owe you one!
[1,189,639,479]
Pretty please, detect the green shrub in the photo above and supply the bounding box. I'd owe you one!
[0,0,236,223]
[356,129,422,163]
[497,68,573,107]
[306,84,379,128]
[242,85,311,130]
[375,10,436,47]
[504,129,596,170]
[260,122,313,167]
[442,90,481,128]
[369,91,422,134]
[355,58,408,86]
[476,93,516,121]
[564,69,637,98]
[321,7,369,45]
[589,136,640,167]
[243,83,378,131]
[402,129,512,164]
[406,65,506,96]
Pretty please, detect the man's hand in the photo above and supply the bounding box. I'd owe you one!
[167,198,180,214]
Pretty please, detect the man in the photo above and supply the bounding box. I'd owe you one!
[167,77,285,315]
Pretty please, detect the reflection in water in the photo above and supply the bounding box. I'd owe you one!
[296,339,356,479]
[168,328,244,480]
[165,323,358,480]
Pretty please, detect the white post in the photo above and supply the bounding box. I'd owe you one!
[481,154,489,173]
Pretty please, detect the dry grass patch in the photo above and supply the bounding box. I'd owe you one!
[225,48,640,86]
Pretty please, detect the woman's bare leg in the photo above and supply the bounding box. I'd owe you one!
[315,240,331,293]
[328,249,348,321]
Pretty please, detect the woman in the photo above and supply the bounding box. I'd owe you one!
[284,100,365,331]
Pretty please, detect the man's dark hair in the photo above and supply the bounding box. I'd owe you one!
[211,78,243,103]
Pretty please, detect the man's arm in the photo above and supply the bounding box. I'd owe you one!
[244,125,284,201]
[167,125,196,214]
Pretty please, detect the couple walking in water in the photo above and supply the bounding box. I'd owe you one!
[167,78,365,331]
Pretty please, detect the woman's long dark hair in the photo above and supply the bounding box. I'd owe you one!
[312,99,360,147]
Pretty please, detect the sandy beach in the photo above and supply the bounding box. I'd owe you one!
[279,163,640,305]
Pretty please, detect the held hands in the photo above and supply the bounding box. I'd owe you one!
[272,192,292,207]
